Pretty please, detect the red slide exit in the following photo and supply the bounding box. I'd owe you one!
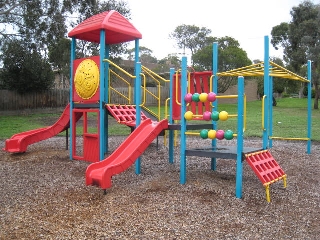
[3,104,81,153]
[86,118,168,190]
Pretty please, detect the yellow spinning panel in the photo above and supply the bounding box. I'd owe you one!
[74,59,100,100]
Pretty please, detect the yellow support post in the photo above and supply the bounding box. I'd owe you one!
[265,184,271,202]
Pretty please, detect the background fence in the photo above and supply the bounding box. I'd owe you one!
[0,89,69,111]
[0,80,257,111]
[0,87,170,111]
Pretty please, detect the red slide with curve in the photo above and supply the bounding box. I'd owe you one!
[3,104,81,153]
[86,118,168,190]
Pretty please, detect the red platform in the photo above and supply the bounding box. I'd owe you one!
[245,150,287,202]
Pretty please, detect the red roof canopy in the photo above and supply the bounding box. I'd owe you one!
[68,10,142,44]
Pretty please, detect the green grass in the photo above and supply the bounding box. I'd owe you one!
[0,98,319,141]
[215,98,320,141]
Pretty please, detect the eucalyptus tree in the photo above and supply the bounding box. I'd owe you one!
[0,0,131,92]
[271,0,320,108]
[169,24,214,61]
[192,36,252,93]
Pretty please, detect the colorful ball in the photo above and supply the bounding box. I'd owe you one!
[219,111,228,121]
[203,111,211,121]
[184,111,193,120]
[207,92,217,102]
[208,129,216,139]
[200,129,209,139]
[184,93,193,103]
[211,111,220,121]
[199,92,208,102]
[216,129,225,140]
[224,130,234,140]
[192,93,200,102]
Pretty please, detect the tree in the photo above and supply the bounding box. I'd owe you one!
[126,46,157,63]
[169,24,214,60]
[48,38,71,88]
[0,39,54,94]
[71,0,132,59]
[271,0,320,109]
[192,36,252,92]
[0,0,132,93]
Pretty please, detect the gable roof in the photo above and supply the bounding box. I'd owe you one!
[68,10,142,44]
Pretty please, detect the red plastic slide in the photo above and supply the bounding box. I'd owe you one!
[3,104,81,153]
[86,118,168,189]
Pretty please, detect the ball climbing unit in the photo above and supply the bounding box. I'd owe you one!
[183,92,235,141]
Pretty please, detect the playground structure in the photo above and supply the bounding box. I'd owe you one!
[3,11,313,202]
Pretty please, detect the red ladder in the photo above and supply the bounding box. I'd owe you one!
[245,150,287,202]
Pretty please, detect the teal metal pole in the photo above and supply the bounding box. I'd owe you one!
[268,75,273,148]
[135,39,142,174]
[307,60,312,154]
[235,76,244,199]
[211,42,218,170]
[169,68,175,164]
[135,61,142,174]
[99,30,106,161]
[180,56,188,184]
[263,36,269,149]
[104,45,109,154]
[69,37,76,160]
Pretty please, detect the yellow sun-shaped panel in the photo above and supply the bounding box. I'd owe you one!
[74,59,99,100]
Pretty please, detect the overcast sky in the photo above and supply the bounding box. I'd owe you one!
[126,0,316,62]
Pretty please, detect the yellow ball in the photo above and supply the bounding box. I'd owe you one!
[219,111,228,121]
[184,111,193,120]
[208,129,216,139]
[199,93,208,102]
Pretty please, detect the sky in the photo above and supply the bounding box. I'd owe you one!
[125,0,317,62]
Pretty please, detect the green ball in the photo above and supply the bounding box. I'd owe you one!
[211,111,219,121]
[224,129,234,140]
[200,129,209,139]
[192,93,200,102]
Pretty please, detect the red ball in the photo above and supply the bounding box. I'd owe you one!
[207,92,217,102]
[216,129,225,140]
[184,93,193,103]
[203,111,211,121]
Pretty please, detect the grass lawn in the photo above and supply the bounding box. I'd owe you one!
[0,98,319,141]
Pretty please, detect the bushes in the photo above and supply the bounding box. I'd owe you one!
[0,39,54,94]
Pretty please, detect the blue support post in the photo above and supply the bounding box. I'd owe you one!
[135,61,142,174]
[134,39,141,174]
[169,68,175,164]
[263,36,270,149]
[211,42,219,170]
[104,45,109,154]
[307,60,312,154]
[235,76,245,199]
[69,37,76,160]
[268,75,273,148]
[99,30,106,161]
[180,56,188,184]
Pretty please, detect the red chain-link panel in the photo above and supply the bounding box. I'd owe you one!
[245,150,286,185]
[106,104,148,126]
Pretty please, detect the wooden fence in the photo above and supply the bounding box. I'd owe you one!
[0,81,258,111]
[0,89,69,111]
[0,86,170,111]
